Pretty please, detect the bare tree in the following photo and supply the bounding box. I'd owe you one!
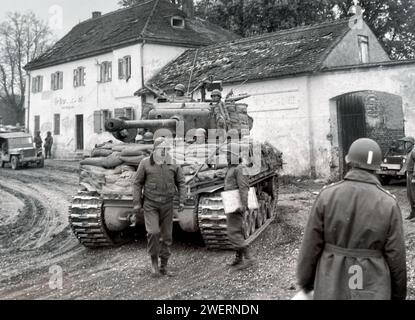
[0,11,53,124]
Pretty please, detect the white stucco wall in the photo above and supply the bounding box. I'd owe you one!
[26,42,188,158]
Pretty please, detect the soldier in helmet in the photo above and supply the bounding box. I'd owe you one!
[224,143,254,271]
[143,131,154,145]
[211,89,230,131]
[173,84,191,102]
[296,138,406,300]
[402,136,415,220]
[133,137,186,277]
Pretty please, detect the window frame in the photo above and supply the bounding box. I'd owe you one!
[358,35,369,64]
[99,61,112,83]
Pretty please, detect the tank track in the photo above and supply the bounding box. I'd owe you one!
[69,191,114,248]
[198,176,278,250]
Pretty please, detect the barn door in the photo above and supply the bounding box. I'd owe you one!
[76,114,84,150]
[337,94,366,178]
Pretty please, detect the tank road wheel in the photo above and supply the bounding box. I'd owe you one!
[11,156,19,170]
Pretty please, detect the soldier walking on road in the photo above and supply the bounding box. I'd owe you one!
[44,131,53,159]
[34,131,42,150]
[133,137,186,277]
[296,138,407,300]
[225,143,254,271]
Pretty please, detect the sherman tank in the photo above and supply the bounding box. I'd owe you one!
[69,95,283,250]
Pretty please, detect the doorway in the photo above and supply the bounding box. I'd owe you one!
[75,114,84,150]
[337,94,366,177]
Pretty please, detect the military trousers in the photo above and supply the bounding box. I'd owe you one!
[143,198,174,260]
[407,174,415,212]
[227,211,247,250]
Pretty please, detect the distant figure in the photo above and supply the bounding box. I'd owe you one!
[211,89,230,131]
[44,131,53,159]
[34,131,42,150]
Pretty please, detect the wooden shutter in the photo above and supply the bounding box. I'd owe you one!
[118,59,124,79]
[32,77,37,93]
[93,111,103,133]
[58,72,63,89]
[73,69,78,87]
[81,67,85,86]
[34,115,40,133]
[108,62,112,81]
[124,107,134,120]
[51,73,55,90]
[39,76,43,92]
[125,56,131,80]
[54,114,60,135]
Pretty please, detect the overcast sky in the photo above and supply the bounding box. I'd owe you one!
[0,0,120,38]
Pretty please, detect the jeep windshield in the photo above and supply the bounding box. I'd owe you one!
[9,137,34,148]
[387,141,407,156]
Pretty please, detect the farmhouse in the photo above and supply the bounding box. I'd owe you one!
[24,0,238,159]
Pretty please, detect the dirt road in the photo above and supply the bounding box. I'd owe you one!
[0,162,414,300]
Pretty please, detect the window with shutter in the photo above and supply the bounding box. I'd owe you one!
[34,115,40,133]
[93,111,103,133]
[51,73,55,90]
[39,76,43,92]
[54,114,60,135]
[32,77,37,93]
[124,107,134,120]
[114,108,125,118]
[108,62,112,81]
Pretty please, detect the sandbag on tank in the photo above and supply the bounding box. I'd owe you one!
[120,155,146,166]
[197,170,216,182]
[121,145,153,156]
[91,148,114,158]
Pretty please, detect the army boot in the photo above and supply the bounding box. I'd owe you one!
[227,250,243,267]
[234,248,254,271]
[160,258,176,277]
[150,256,160,278]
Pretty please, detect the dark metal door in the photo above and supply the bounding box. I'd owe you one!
[337,94,366,177]
[76,115,84,150]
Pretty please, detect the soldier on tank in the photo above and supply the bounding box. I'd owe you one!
[224,143,254,271]
[132,137,186,277]
[143,131,154,145]
[211,90,230,131]
[172,84,191,102]
[296,138,407,300]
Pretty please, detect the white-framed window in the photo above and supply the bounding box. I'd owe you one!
[73,67,86,87]
[32,75,43,93]
[99,61,112,83]
[358,35,369,63]
[171,16,185,29]
[118,56,132,81]
[51,71,63,90]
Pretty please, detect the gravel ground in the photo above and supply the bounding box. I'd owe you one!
[0,161,414,300]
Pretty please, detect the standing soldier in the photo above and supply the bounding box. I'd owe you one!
[224,143,254,270]
[211,90,230,131]
[44,131,53,159]
[133,137,186,277]
[34,131,42,150]
[172,84,191,102]
[296,138,407,300]
[402,137,415,220]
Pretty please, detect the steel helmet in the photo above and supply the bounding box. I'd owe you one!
[153,137,171,150]
[399,136,415,144]
[345,138,382,171]
[143,131,154,143]
[211,89,222,98]
[174,84,186,93]
[194,128,206,137]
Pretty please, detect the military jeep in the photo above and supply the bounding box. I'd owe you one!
[0,132,44,170]
[377,137,413,185]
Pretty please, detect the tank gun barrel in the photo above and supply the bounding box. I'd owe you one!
[105,118,177,132]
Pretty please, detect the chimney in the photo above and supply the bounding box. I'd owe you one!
[182,0,194,18]
[92,11,102,19]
